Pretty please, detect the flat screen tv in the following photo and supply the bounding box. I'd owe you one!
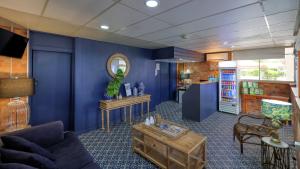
[0,28,29,58]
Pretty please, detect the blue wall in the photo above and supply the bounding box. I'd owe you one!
[74,38,160,132]
[29,31,176,133]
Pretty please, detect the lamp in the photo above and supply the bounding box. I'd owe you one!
[261,99,292,143]
[0,78,34,131]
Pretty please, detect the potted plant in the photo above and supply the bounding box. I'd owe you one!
[106,69,124,100]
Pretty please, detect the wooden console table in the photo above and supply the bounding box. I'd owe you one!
[132,122,207,169]
[99,94,151,132]
[241,94,289,114]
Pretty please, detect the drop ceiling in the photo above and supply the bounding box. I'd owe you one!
[0,0,299,53]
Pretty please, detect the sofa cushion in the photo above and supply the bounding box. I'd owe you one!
[47,132,94,169]
[0,148,57,169]
[81,162,101,169]
[2,121,64,148]
[1,136,55,161]
[0,163,38,169]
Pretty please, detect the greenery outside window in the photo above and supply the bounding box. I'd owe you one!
[238,60,259,80]
[237,50,294,82]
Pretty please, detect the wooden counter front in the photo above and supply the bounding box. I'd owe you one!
[241,94,289,114]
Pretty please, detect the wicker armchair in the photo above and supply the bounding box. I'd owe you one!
[233,114,278,154]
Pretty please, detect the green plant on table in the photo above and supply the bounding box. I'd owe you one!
[106,69,124,98]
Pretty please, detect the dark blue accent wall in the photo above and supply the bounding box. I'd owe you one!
[74,38,160,132]
[169,63,177,100]
[29,31,175,133]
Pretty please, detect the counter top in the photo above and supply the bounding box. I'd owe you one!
[192,81,218,85]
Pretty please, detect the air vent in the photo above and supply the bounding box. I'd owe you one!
[206,53,228,61]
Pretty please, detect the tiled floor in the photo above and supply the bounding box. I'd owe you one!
[79,101,294,169]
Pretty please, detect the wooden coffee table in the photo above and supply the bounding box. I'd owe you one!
[132,121,207,169]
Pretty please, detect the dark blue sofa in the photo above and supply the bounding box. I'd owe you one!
[0,121,100,169]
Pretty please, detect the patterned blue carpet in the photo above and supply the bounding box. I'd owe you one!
[79,101,294,169]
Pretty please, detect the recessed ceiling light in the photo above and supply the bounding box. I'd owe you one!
[231,45,235,48]
[100,25,109,30]
[145,0,159,8]
[223,41,228,45]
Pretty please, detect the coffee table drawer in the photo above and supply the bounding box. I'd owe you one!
[144,135,167,156]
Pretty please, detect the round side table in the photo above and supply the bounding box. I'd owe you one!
[261,137,290,169]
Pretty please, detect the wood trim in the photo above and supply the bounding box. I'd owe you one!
[298,51,300,97]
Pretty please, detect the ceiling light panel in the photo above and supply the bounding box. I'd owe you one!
[100,25,109,30]
[44,0,114,25]
[145,0,159,8]
[120,0,190,16]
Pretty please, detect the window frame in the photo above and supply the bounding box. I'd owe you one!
[237,57,295,83]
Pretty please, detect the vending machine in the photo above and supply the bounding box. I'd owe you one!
[219,61,239,114]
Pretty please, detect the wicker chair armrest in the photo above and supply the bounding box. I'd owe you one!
[237,114,265,123]
[260,124,277,131]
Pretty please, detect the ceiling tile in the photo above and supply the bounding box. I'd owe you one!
[117,18,171,37]
[87,4,148,32]
[263,0,299,15]
[139,4,264,45]
[35,17,80,36]
[270,22,295,32]
[137,26,185,41]
[272,30,294,37]
[232,38,273,46]
[0,0,46,15]
[44,0,114,25]
[155,0,258,25]
[273,36,296,43]
[266,10,298,25]
[0,7,42,29]
[174,4,264,34]
[120,0,191,16]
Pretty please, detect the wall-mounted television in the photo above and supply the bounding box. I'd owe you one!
[0,28,29,59]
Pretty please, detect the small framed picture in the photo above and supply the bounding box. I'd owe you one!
[124,83,132,97]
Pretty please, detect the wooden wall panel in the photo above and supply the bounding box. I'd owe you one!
[177,61,219,84]
[258,82,291,97]
[240,81,291,114]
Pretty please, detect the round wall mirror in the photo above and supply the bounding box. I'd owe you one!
[107,53,130,77]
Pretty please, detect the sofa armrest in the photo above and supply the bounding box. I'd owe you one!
[1,121,64,148]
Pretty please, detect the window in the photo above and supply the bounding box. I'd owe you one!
[238,60,259,80]
[237,48,295,81]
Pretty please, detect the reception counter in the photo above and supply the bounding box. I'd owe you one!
[182,81,218,122]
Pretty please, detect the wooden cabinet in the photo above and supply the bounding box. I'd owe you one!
[132,123,207,169]
[241,94,289,114]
